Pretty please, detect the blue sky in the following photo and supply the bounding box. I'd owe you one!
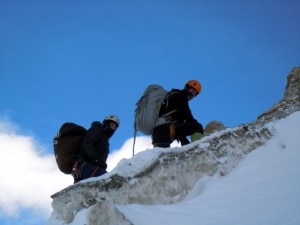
[0,0,299,225]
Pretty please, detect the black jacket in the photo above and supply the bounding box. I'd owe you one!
[77,121,109,169]
[159,89,198,123]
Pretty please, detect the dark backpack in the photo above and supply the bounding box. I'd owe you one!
[53,122,87,174]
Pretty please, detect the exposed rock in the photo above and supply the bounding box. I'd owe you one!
[204,120,225,135]
[257,67,300,124]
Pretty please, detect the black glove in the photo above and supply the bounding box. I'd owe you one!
[196,122,204,134]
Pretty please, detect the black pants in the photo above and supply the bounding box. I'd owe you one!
[152,121,203,148]
[72,160,107,183]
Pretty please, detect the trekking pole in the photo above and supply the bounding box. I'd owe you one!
[132,134,136,157]
[133,116,138,157]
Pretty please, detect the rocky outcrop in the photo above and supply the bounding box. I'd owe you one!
[257,67,300,124]
[49,67,300,225]
[204,120,225,135]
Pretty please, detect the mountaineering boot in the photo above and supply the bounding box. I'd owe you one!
[191,132,203,142]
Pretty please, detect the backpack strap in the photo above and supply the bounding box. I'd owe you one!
[159,91,177,120]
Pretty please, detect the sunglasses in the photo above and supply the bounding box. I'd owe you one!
[188,88,198,98]
[109,121,118,130]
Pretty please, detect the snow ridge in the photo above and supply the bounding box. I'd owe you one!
[50,123,273,224]
[48,67,300,225]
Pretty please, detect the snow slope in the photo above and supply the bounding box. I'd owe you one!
[46,111,300,225]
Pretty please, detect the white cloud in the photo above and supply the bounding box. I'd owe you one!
[0,119,73,217]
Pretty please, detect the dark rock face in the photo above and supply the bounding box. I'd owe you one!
[257,67,300,124]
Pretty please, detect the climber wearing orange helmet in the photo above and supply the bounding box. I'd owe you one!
[152,80,204,148]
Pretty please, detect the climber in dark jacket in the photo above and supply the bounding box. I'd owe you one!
[152,80,204,148]
[72,115,120,183]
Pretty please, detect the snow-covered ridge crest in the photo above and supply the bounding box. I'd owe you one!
[50,124,274,224]
[49,67,300,224]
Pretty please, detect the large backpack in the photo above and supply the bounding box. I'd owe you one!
[133,84,168,155]
[53,122,87,174]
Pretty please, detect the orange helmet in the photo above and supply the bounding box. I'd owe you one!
[186,80,201,94]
